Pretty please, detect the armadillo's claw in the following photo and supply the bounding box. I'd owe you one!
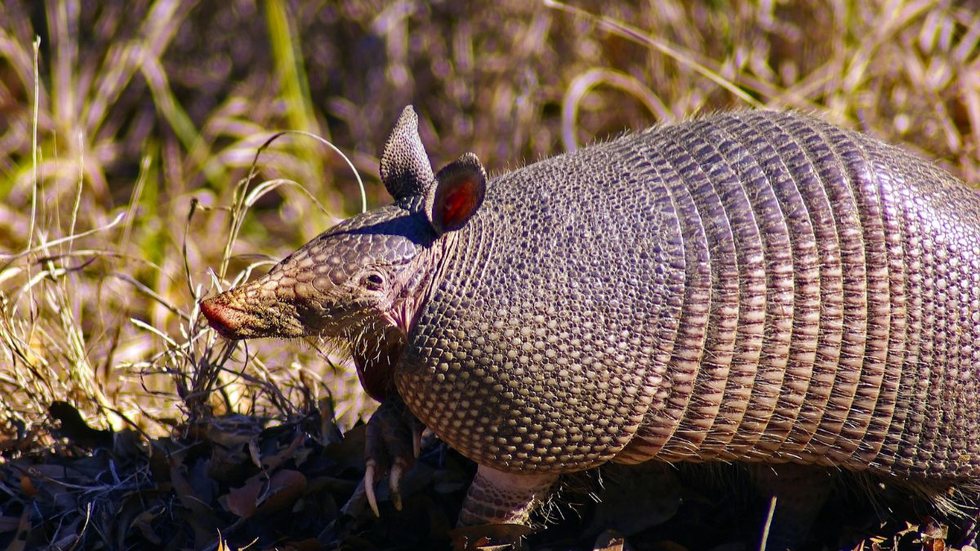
[364,460,380,517]
[389,458,405,511]
[362,396,425,517]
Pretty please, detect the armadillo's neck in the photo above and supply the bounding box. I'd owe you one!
[394,235,453,337]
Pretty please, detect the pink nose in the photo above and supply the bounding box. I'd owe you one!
[200,298,242,339]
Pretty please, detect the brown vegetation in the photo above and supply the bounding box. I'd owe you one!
[0,1,977,549]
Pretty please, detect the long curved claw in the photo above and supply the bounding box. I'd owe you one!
[389,458,406,511]
[365,460,380,517]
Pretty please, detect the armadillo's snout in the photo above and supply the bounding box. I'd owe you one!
[200,284,308,340]
[200,297,245,340]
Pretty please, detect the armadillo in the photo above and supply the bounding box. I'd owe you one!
[201,107,980,531]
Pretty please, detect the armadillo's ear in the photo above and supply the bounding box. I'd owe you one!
[424,152,486,235]
[380,106,435,203]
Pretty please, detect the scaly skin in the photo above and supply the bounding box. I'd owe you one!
[201,107,980,531]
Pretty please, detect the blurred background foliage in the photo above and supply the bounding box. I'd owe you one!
[0,0,977,439]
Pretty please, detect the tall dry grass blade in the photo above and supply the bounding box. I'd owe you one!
[216,129,360,280]
[544,0,766,109]
[265,0,325,185]
[24,34,41,353]
[561,68,671,151]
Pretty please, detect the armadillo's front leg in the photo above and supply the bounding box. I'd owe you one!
[364,396,425,515]
[457,465,558,526]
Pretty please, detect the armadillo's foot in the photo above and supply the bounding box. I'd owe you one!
[457,464,558,526]
[363,396,425,517]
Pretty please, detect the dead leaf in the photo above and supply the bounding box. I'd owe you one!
[594,528,633,550]
[222,475,264,519]
[254,469,307,516]
[170,458,220,548]
[222,469,308,519]
[260,432,304,471]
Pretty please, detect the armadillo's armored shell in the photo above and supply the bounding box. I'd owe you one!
[394,110,980,484]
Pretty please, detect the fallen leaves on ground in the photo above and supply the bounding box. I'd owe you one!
[1,403,977,550]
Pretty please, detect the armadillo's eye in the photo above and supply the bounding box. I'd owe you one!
[360,272,385,291]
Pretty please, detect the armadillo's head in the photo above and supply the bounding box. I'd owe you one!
[200,106,486,399]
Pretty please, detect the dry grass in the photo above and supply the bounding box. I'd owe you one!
[0,0,977,548]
